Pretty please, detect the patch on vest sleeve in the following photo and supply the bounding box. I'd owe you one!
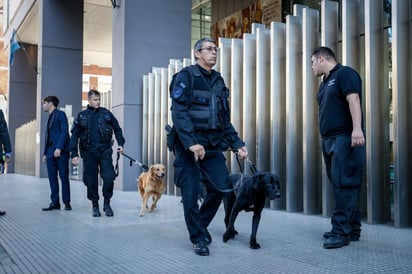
[172,82,186,99]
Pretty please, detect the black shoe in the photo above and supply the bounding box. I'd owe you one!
[103,204,114,217]
[0,211,6,216]
[323,235,350,249]
[42,203,61,211]
[92,204,101,217]
[193,242,209,256]
[323,231,360,241]
[64,204,72,211]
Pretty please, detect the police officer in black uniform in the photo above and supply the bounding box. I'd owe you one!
[311,47,366,249]
[169,38,248,256]
[70,89,125,217]
[0,109,12,215]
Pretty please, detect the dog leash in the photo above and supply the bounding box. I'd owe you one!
[194,150,235,193]
[115,152,149,177]
[234,152,258,175]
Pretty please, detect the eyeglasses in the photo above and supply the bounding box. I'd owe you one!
[198,46,219,52]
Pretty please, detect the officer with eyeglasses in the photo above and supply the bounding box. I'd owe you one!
[169,38,248,256]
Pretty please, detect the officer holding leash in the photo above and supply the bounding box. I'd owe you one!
[70,89,125,217]
[168,38,248,256]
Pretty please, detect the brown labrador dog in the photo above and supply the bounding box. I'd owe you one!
[137,164,166,217]
[223,172,281,249]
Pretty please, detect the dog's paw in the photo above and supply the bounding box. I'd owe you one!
[223,228,236,242]
[249,240,261,249]
[138,210,145,217]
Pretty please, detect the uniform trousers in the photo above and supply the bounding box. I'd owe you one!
[82,148,116,203]
[322,134,365,237]
[174,142,230,244]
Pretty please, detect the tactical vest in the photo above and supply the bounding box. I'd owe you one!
[187,66,230,130]
[77,107,114,149]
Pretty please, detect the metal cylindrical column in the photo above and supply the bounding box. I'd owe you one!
[256,28,271,172]
[243,33,257,167]
[230,39,244,174]
[320,0,339,217]
[153,68,162,164]
[285,15,303,212]
[142,75,149,164]
[160,67,168,166]
[342,0,361,70]
[270,22,286,210]
[391,0,412,227]
[365,0,390,224]
[302,8,321,215]
[147,72,155,165]
[219,38,233,167]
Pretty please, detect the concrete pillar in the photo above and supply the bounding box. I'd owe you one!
[8,43,37,174]
[320,0,339,217]
[285,15,303,212]
[365,0,390,224]
[391,0,412,227]
[112,0,191,190]
[35,0,84,178]
[270,22,286,210]
[302,8,321,215]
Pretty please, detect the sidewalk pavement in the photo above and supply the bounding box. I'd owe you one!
[0,174,411,274]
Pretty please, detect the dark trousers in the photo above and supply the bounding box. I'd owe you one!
[174,143,230,244]
[322,135,365,237]
[45,147,71,205]
[82,148,116,203]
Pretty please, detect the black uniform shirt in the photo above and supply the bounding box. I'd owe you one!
[317,63,363,138]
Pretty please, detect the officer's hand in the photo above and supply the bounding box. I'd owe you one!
[237,146,248,159]
[72,157,79,166]
[117,146,124,154]
[54,149,61,158]
[5,153,11,163]
[42,155,47,163]
[189,144,205,161]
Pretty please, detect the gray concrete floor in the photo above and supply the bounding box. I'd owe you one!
[0,173,411,273]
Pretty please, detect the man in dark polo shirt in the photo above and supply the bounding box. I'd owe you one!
[311,46,366,249]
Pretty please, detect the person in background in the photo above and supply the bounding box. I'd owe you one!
[311,46,366,249]
[70,89,125,217]
[42,95,71,211]
[169,38,248,256]
[0,109,12,215]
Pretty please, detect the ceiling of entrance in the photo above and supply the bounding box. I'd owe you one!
[17,0,211,68]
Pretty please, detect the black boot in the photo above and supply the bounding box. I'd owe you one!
[92,202,101,217]
[103,199,113,217]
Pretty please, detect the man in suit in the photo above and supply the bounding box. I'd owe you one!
[42,96,71,211]
[0,109,12,215]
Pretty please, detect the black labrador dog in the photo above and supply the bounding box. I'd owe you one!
[223,172,281,249]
